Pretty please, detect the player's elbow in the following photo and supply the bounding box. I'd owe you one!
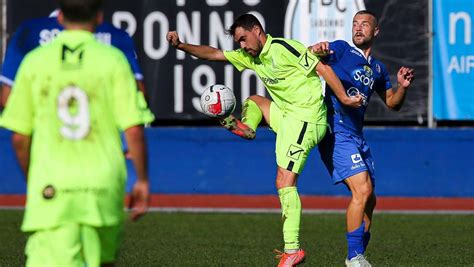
[209,50,226,62]
[208,55,220,61]
[387,102,401,111]
[385,96,402,111]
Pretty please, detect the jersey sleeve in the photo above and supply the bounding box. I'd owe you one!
[223,49,253,71]
[0,57,34,135]
[376,62,392,92]
[326,40,350,65]
[1,24,29,86]
[111,52,153,130]
[276,39,320,77]
[112,30,144,81]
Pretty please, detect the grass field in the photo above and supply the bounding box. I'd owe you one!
[0,210,473,266]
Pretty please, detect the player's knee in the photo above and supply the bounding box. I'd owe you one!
[248,95,269,107]
[248,95,263,101]
[276,178,292,189]
[275,168,298,189]
[361,183,373,198]
[352,182,373,202]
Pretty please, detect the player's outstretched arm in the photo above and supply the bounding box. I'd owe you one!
[378,66,414,111]
[124,125,150,221]
[316,61,363,108]
[166,31,227,62]
[11,133,31,178]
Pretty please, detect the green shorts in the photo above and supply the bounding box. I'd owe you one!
[270,102,327,174]
[25,223,123,267]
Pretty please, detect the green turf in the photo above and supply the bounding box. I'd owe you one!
[0,210,473,266]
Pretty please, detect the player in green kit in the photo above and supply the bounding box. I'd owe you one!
[0,0,153,266]
[167,14,362,266]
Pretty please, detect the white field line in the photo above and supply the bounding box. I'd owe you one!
[2,206,473,215]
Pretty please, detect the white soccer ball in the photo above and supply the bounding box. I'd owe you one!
[200,84,236,118]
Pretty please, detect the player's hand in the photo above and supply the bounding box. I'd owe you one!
[342,94,363,108]
[166,31,181,48]
[309,41,333,57]
[129,179,150,221]
[397,66,414,88]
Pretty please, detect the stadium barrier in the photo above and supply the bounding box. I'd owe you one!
[1,127,473,197]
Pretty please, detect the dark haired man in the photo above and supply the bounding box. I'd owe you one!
[167,13,362,266]
[311,10,414,266]
[0,0,151,265]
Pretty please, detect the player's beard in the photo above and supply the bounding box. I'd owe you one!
[352,34,373,50]
[248,40,263,57]
[246,48,258,57]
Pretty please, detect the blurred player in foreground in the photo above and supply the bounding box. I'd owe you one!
[167,14,362,266]
[0,0,152,265]
[311,10,414,267]
[0,6,153,125]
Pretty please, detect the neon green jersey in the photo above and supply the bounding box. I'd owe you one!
[0,30,153,231]
[224,35,326,123]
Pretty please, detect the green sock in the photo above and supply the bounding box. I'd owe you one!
[278,186,301,250]
[241,99,262,131]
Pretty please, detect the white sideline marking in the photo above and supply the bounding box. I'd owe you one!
[1,206,473,215]
[151,207,474,215]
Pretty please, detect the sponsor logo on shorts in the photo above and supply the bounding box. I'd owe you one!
[287,145,305,160]
[350,153,365,170]
[351,153,362,163]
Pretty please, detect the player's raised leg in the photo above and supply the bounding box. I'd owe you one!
[219,95,270,140]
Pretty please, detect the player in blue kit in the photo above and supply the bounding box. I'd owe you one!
[0,13,147,108]
[310,10,414,266]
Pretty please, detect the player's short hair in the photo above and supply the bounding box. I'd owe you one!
[226,14,264,36]
[354,10,379,26]
[58,0,103,22]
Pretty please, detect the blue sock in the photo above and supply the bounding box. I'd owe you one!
[346,221,365,260]
[363,231,371,251]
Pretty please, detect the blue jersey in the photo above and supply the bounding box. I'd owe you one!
[0,16,143,86]
[324,40,392,136]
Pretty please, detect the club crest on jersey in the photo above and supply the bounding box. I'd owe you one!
[363,65,373,77]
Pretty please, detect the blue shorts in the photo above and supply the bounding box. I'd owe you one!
[318,132,375,186]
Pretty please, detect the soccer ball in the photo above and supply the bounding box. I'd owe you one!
[200,84,236,118]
